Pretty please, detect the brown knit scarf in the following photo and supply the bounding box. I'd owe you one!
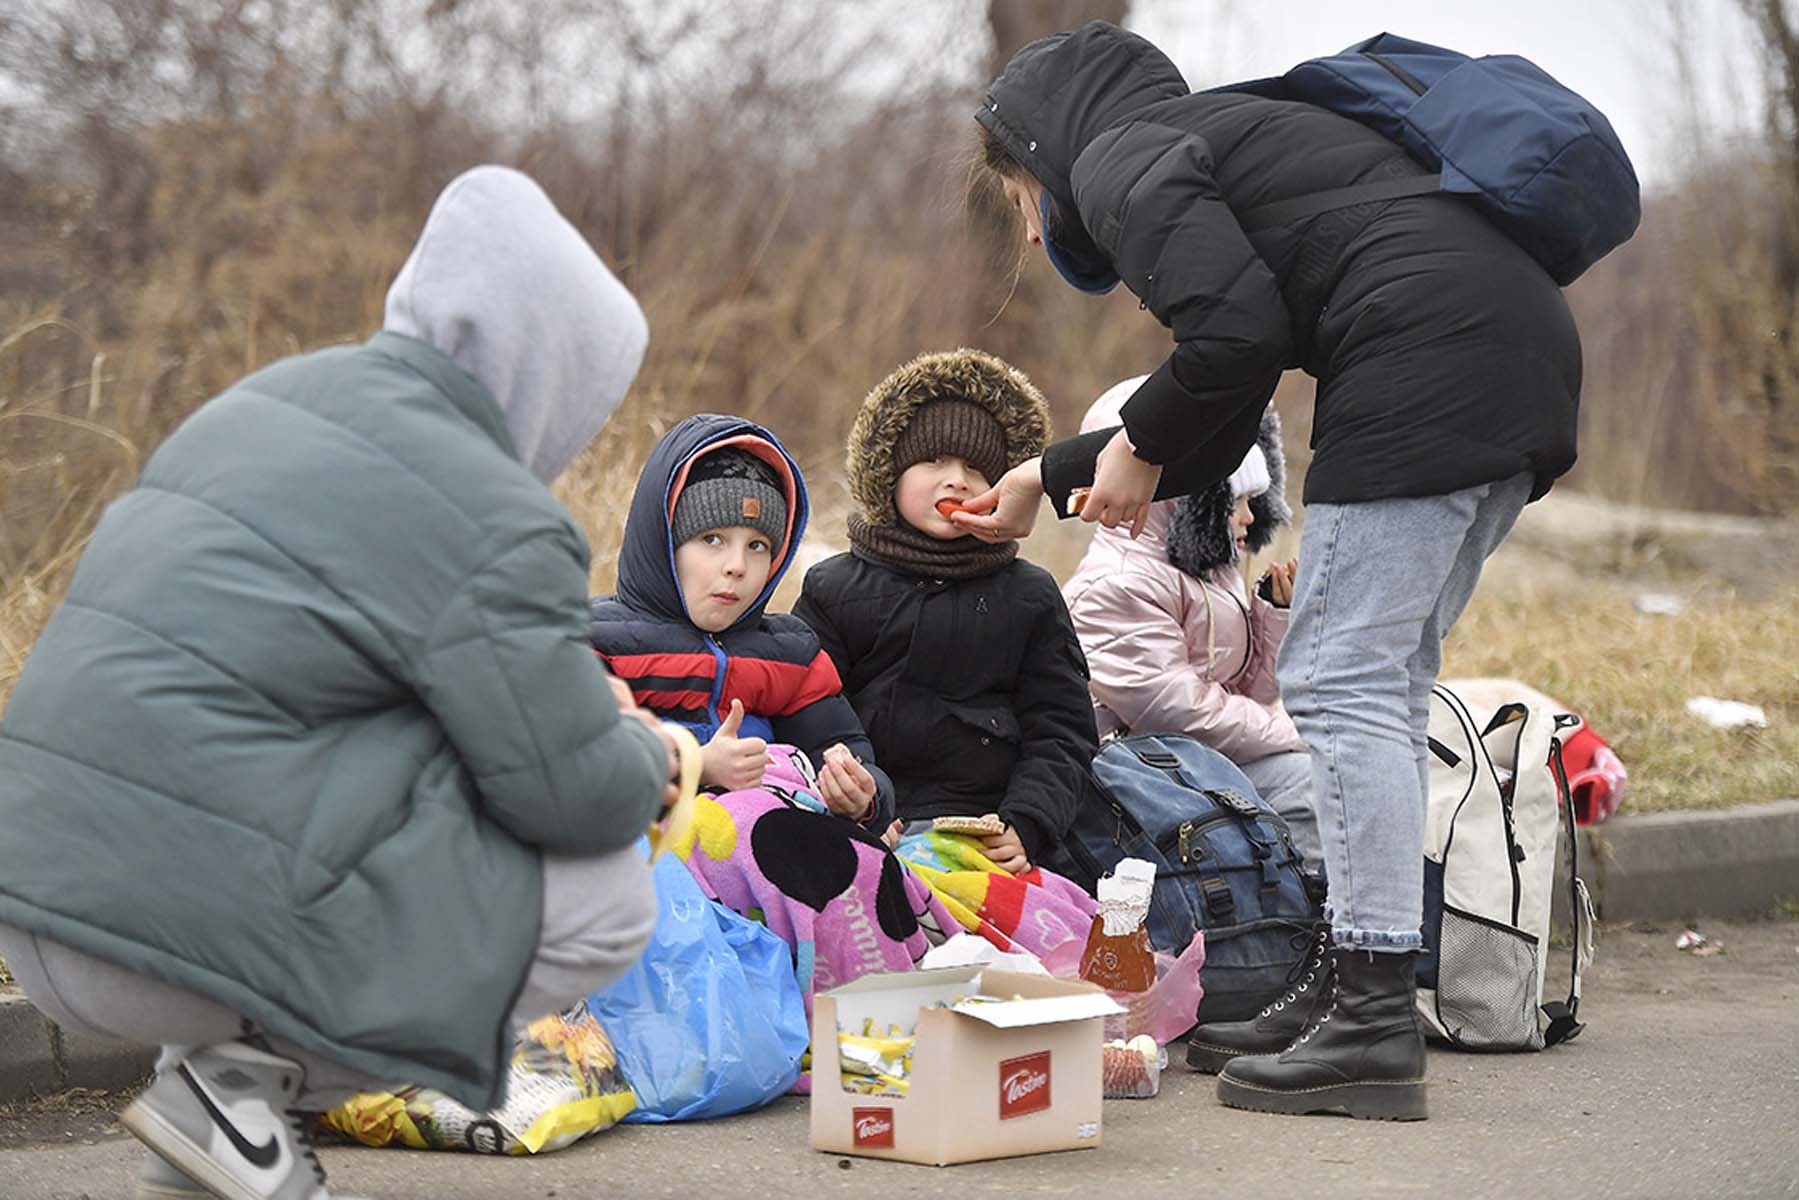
[846,514,1018,580]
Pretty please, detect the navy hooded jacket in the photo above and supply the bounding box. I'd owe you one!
[589,414,893,828]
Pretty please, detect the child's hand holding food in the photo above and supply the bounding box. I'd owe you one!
[818,743,877,820]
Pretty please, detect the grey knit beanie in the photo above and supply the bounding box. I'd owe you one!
[891,399,1009,486]
[671,447,788,552]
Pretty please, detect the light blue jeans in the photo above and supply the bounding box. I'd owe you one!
[1276,473,1533,952]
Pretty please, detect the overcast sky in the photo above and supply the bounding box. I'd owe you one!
[3,1,1771,192]
[1121,0,1767,188]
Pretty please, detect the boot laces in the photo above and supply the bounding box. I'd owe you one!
[1259,926,1330,1019]
[1292,977,1340,1047]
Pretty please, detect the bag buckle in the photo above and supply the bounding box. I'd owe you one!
[1200,876,1235,918]
[1212,789,1262,820]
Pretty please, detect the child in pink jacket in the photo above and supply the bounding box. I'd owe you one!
[1062,377,1321,870]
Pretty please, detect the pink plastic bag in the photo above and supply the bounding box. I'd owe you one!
[1044,931,1205,1045]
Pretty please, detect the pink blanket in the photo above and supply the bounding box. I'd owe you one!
[670,749,959,1004]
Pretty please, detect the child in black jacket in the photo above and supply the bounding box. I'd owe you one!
[793,350,1098,872]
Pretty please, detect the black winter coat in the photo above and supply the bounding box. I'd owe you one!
[793,552,1099,862]
[977,22,1582,509]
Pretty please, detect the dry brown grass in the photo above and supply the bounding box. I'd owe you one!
[1444,550,1799,813]
[1564,158,1799,516]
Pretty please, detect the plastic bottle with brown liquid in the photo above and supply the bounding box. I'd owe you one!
[1078,912,1156,993]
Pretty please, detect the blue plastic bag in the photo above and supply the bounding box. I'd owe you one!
[586,849,808,1122]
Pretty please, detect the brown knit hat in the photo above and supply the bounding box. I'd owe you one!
[891,399,1009,486]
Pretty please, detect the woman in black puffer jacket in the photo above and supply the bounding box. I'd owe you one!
[954,21,1585,1123]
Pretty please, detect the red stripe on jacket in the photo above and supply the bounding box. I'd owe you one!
[596,650,714,714]
[599,647,841,721]
[719,651,843,718]
[601,651,719,680]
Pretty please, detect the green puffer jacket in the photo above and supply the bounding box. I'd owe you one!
[0,331,665,1109]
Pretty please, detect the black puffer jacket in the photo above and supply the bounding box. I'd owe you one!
[793,553,1098,862]
[977,21,1582,508]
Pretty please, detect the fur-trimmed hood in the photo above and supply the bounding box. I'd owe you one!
[1168,407,1289,576]
[847,349,1051,526]
[1079,378,1288,577]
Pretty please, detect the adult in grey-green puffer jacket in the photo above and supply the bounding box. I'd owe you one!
[0,166,668,1117]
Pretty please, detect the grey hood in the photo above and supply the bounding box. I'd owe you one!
[384,165,648,482]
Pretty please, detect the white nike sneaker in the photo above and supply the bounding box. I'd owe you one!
[120,1040,343,1200]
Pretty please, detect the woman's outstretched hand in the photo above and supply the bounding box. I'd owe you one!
[950,456,1045,543]
[1083,427,1163,539]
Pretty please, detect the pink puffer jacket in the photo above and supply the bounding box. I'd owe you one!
[1061,379,1304,763]
[1063,510,1304,762]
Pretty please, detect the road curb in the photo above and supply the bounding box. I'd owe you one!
[1554,799,1799,926]
[0,988,153,1105]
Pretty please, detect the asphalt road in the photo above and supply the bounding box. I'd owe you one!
[2,918,1794,1200]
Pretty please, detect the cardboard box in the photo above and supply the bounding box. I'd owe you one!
[810,966,1125,1166]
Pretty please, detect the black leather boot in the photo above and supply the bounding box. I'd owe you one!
[1186,922,1332,1074]
[1215,946,1427,1120]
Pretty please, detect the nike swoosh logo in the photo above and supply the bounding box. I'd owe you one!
[178,1064,282,1169]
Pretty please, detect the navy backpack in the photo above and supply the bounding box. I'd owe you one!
[1219,33,1641,285]
[1050,734,1323,1025]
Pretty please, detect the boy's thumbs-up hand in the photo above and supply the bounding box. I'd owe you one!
[701,698,768,793]
[717,697,745,738]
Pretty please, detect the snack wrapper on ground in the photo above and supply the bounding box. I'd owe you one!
[1102,931,1206,1046]
[317,1005,636,1155]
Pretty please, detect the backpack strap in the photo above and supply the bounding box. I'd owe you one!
[1200,875,1237,921]
[1542,733,1589,1046]
[1212,788,1286,893]
[1237,174,1443,233]
[1426,735,1461,767]
[1480,702,1531,737]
